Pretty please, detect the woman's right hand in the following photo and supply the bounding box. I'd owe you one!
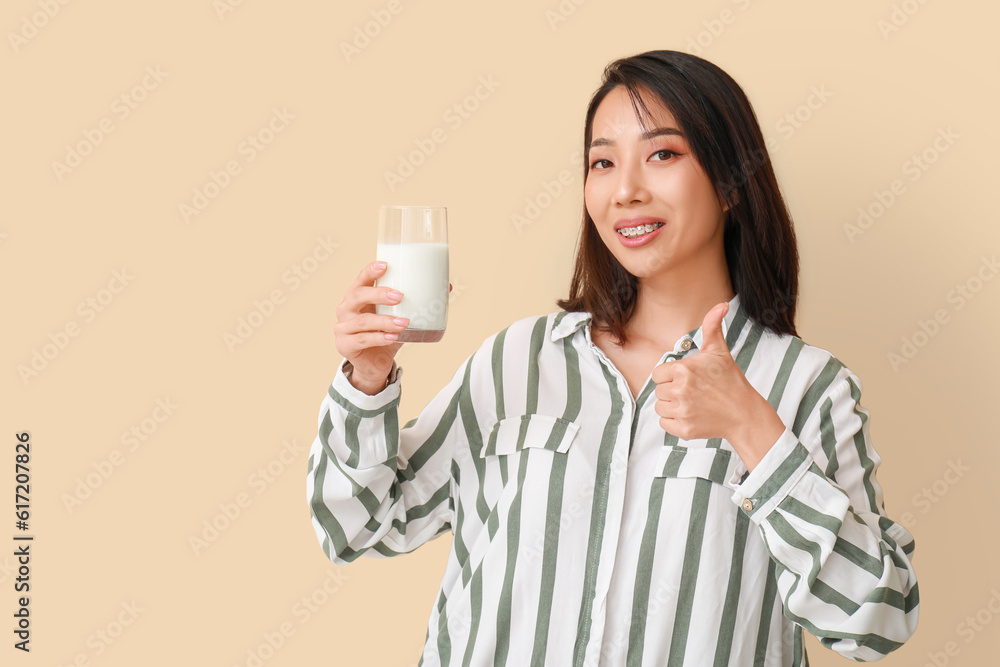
[334,261,408,394]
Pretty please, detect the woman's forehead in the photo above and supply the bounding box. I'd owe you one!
[593,87,679,139]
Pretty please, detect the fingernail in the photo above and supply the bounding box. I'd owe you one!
[387,290,402,300]
[374,261,387,270]
[393,317,409,326]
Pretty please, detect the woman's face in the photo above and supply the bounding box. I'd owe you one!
[584,86,728,281]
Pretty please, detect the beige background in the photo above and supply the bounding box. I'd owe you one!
[2,0,997,665]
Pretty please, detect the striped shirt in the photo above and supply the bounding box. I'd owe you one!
[306,291,919,666]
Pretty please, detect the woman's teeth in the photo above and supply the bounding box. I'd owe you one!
[618,222,665,237]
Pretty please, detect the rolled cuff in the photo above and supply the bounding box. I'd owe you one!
[730,426,815,524]
[329,358,403,416]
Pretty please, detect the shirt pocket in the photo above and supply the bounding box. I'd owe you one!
[450,414,581,619]
[653,444,748,491]
[475,413,582,533]
[480,413,581,458]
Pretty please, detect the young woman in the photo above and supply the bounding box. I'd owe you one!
[307,50,919,666]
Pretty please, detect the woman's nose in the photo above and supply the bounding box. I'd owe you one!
[613,161,649,206]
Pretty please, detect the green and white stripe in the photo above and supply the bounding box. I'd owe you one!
[306,292,919,666]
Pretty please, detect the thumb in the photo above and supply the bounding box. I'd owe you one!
[699,302,729,352]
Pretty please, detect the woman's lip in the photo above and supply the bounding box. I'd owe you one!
[614,216,666,230]
[617,223,665,247]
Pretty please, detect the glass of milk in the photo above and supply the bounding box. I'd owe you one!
[375,205,449,343]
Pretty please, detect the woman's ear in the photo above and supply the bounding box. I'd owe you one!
[722,190,740,213]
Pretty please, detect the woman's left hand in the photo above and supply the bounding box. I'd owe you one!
[652,302,781,463]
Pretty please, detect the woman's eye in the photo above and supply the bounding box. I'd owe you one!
[651,150,678,161]
[589,158,611,170]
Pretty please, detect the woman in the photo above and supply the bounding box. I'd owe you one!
[307,50,919,666]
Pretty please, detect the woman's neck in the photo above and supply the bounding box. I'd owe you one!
[625,261,734,351]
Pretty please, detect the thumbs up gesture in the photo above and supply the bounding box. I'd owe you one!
[651,302,782,468]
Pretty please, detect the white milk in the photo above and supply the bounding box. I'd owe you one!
[375,242,449,334]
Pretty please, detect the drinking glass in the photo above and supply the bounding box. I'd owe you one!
[375,205,449,343]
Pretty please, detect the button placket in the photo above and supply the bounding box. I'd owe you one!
[581,324,637,661]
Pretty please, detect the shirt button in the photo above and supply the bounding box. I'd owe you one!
[680,338,693,351]
[742,499,754,511]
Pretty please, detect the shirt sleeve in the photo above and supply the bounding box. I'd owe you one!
[730,369,919,661]
[306,353,473,565]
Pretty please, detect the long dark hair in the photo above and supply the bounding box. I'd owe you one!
[557,50,799,345]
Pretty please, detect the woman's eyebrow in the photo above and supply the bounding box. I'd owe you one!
[590,127,685,148]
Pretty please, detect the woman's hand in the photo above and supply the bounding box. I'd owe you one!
[334,262,407,394]
[334,261,451,395]
[651,302,785,471]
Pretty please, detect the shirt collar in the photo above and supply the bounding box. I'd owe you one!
[550,310,593,341]
[552,292,744,353]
